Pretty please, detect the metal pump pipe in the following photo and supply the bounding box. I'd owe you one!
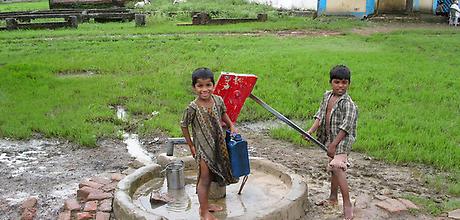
[249,94,327,152]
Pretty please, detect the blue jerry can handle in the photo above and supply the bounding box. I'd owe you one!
[232,134,242,141]
[226,130,241,141]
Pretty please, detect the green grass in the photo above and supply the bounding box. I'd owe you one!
[2,27,458,170]
[0,0,48,12]
[405,195,460,216]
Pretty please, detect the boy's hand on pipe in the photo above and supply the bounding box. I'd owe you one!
[327,143,336,159]
[302,130,314,141]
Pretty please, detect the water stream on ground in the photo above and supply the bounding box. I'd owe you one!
[116,105,153,165]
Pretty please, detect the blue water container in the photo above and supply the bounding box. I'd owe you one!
[226,131,250,178]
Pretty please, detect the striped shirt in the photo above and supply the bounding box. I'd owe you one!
[314,91,358,155]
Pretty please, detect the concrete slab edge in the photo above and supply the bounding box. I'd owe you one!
[115,155,308,220]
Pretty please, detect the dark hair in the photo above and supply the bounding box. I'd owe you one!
[192,67,214,86]
[329,65,351,83]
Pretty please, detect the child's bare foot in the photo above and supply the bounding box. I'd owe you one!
[200,210,218,220]
[208,204,223,212]
[343,204,353,220]
[315,199,338,207]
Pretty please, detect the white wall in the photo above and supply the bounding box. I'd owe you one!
[247,0,317,10]
[326,0,366,13]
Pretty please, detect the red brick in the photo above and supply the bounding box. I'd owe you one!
[83,201,98,212]
[64,198,81,211]
[102,182,117,192]
[77,186,104,201]
[90,176,111,185]
[87,192,113,201]
[111,173,125,181]
[21,197,37,209]
[58,210,71,220]
[21,208,36,220]
[83,200,97,212]
[398,198,419,210]
[77,212,93,220]
[95,212,111,220]
[79,180,103,189]
[98,199,112,212]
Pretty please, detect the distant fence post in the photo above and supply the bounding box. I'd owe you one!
[68,16,78,28]
[135,14,146,27]
[257,13,267,21]
[5,18,18,30]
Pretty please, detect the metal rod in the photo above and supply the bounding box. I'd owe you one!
[249,94,327,152]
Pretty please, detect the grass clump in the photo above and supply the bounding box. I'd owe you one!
[404,195,460,216]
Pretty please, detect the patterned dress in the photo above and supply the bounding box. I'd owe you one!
[180,94,238,186]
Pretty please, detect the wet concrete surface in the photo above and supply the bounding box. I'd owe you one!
[132,169,289,220]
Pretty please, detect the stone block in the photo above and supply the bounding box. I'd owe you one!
[208,182,225,199]
[87,192,113,201]
[397,198,418,210]
[78,186,104,200]
[79,180,103,189]
[376,198,407,213]
[21,197,37,209]
[135,14,146,27]
[448,209,460,219]
[95,212,111,220]
[375,195,390,201]
[84,201,98,212]
[58,210,71,220]
[102,182,117,192]
[98,199,112,212]
[20,208,36,220]
[64,198,81,211]
[77,212,93,220]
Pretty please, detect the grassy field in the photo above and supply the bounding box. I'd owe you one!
[0,0,459,210]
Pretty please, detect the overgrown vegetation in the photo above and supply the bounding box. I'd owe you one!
[405,195,460,216]
[0,0,459,214]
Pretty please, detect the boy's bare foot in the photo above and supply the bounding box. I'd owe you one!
[200,210,218,220]
[315,199,338,207]
[208,204,223,212]
[343,205,353,220]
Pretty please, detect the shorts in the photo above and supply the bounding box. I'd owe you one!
[325,136,350,171]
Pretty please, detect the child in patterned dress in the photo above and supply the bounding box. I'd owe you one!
[181,67,238,220]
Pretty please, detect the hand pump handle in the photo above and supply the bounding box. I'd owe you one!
[249,94,327,152]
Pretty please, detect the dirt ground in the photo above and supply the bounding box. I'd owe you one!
[0,120,455,219]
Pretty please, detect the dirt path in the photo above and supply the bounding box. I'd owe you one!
[0,120,453,219]
[0,138,133,219]
[238,122,443,219]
